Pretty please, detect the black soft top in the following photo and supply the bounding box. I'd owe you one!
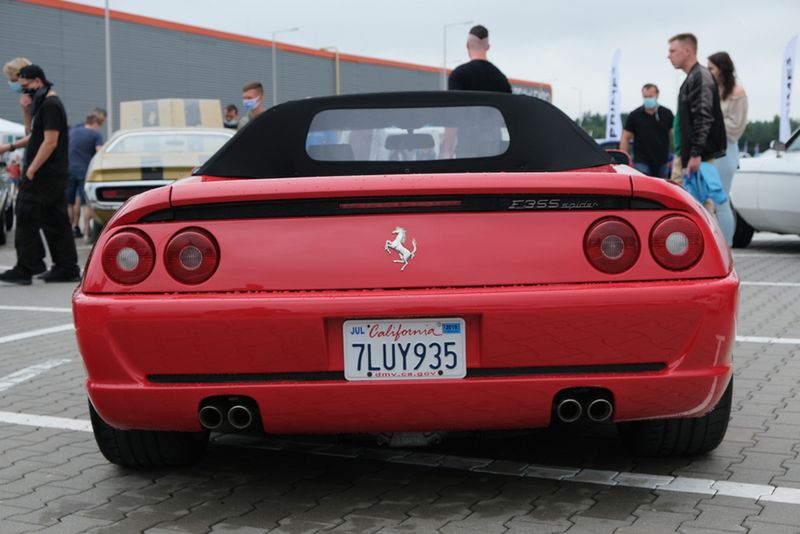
[198,91,611,178]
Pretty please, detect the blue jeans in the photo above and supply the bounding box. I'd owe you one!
[712,140,738,246]
[633,161,669,179]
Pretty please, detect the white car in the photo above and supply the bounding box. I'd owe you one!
[731,130,800,247]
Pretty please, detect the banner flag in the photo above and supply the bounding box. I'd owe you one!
[605,49,622,141]
[780,35,797,142]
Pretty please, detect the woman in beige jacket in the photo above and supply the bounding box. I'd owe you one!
[708,51,748,246]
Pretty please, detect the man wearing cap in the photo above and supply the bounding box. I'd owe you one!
[448,25,512,93]
[0,65,80,285]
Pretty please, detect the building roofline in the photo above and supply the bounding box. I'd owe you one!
[18,0,551,90]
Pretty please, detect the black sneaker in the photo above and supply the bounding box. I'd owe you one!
[0,268,33,285]
[73,226,83,238]
[40,267,81,283]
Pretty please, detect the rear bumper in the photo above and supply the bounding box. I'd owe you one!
[74,272,738,432]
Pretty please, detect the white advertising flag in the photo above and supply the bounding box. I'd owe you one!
[780,35,797,142]
[605,49,622,141]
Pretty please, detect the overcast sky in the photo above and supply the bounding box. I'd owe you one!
[74,0,799,121]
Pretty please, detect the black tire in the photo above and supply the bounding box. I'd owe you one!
[617,378,732,457]
[89,220,104,244]
[89,400,209,469]
[732,211,754,248]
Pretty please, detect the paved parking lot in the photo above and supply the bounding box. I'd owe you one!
[1,233,800,533]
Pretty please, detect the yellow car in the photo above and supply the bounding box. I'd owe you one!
[85,99,234,237]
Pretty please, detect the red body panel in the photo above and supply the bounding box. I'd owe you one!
[75,273,737,432]
[74,170,738,434]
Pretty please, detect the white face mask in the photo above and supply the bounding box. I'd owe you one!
[243,97,260,113]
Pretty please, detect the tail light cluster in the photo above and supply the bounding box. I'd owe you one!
[102,227,219,285]
[584,215,704,274]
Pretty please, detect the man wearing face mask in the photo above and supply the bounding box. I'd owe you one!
[620,84,674,178]
[1,57,32,148]
[237,81,264,129]
[0,65,79,285]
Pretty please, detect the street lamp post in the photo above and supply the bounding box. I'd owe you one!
[320,46,340,95]
[104,0,112,136]
[441,20,473,90]
[271,27,299,107]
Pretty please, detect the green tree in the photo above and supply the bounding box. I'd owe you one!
[577,113,799,153]
[739,116,799,154]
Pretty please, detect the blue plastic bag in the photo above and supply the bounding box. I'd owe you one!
[684,162,728,205]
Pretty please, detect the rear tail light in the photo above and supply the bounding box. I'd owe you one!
[650,215,704,270]
[584,217,640,274]
[101,229,155,284]
[165,228,219,284]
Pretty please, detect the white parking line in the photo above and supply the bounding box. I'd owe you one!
[0,324,74,345]
[740,282,800,288]
[734,253,796,258]
[0,305,72,313]
[0,359,72,392]
[737,336,800,345]
[0,412,797,504]
[0,411,90,432]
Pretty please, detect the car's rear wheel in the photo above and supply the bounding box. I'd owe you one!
[89,220,104,243]
[732,211,754,248]
[89,400,209,469]
[617,378,732,457]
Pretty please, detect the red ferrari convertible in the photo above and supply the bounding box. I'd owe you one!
[74,92,737,468]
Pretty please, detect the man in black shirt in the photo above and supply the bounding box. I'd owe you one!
[620,83,674,178]
[448,25,512,93]
[0,65,79,285]
[443,25,510,158]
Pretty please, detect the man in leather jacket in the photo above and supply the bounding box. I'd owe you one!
[668,33,726,176]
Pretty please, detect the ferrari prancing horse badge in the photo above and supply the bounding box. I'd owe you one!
[384,226,417,271]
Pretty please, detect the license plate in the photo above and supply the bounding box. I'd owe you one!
[343,318,466,381]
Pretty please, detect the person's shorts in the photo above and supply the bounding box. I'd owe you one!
[65,172,86,204]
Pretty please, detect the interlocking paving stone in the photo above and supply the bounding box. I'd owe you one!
[439,513,514,534]
[622,509,700,534]
[742,501,800,528]
[271,517,341,533]
[566,516,635,532]
[576,486,654,521]
[472,459,528,477]
[524,464,581,480]
[388,452,444,467]
[678,503,751,533]
[439,455,493,471]
[568,469,619,486]
[208,524,270,534]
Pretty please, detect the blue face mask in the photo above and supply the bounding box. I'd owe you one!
[242,97,260,113]
[643,97,658,109]
[7,80,23,93]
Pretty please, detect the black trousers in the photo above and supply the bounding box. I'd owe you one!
[14,176,78,276]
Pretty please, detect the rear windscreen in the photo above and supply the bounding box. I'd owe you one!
[306,106,508,162]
